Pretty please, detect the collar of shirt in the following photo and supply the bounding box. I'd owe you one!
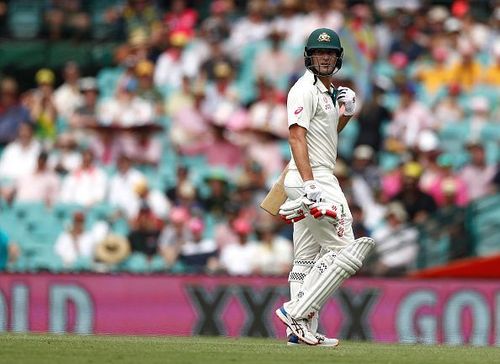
[303,70,329,94]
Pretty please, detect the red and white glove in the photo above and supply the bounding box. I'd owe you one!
[310,201,339,226]
[303,180,322,203]
[337,86,356,116]
[279,197,314,224]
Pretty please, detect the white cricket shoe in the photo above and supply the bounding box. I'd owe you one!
[287,333,340,347]
[275,307,319,345]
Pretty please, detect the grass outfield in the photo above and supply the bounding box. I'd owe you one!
[1,335,500,364]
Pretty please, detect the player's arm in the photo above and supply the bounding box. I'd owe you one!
[337,114,353,134]
[289,124,313,182]
[336,87,356,134]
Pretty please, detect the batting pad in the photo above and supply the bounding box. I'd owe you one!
[287,237,375,319]
[287,259,316,337]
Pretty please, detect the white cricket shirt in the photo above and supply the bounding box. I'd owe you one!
[287,70,340,171]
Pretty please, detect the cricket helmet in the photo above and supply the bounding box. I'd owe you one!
[304,28,343,76]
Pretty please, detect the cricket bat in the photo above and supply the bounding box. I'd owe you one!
[260,164,289,216]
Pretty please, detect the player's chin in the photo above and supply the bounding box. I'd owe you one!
[318,65,334,75]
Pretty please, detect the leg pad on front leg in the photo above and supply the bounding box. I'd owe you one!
[287,237,375,319]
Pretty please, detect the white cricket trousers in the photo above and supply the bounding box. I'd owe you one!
[284,167,355,261]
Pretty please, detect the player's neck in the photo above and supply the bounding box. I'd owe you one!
[317,75,332,90]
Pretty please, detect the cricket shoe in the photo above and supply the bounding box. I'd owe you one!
[287,333,339,347]
[275,307,319,345]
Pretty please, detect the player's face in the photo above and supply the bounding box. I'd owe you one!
[311,49,338,75]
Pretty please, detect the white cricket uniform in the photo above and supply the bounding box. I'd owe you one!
[285,70,355,261]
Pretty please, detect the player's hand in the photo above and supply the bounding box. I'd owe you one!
[337,87,356,116]
[310,201,339,225]
[279,197,314,224]
[303,180,322,202]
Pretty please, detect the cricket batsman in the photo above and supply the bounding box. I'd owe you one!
[274,28,375,346]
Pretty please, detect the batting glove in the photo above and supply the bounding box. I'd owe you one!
[337,87,356,116]
[279,197,314,224]
[310,201,339,226]
[303,180,322,203]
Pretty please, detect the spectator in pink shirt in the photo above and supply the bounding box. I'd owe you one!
[459,142,496,202]
[429,154,468,207]
[180,123,244,171]
[13,151,60,206]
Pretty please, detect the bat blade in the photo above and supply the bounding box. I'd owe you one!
[259,165,288,216]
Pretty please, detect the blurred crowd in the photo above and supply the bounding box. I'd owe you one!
[0,0,499,276]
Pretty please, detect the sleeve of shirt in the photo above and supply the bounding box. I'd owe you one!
[287,85,315,130]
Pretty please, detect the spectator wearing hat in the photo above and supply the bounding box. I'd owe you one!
[54,212,102,269]
[10,151,60,206]
[164,0,198,41]
[154,31,192,90]
[108,154,146,218]
[166,165,201,211]
[0,78,31,147]
[54,62,83,121]
[251,222,292,276]
[200,39,238,83]
[389,24,425,63]
[166,75,196,118]
[371,202,419,277]
[159,207,192,267]
[433,83,464,126]
[127,205,163,257]
[48,133,82,175]
[136,60,163,111]
[254,29,294,90]
[25,69,58,141]
[88,126,125,168]
[175,217,218,274]
[201,61,241,127]
[459,142,496,201]
[428,154,468,208]
[58,149,108,207]
[168,80,210,149]
[351,144,381,193]
[200,168,232,217]
[247,79,288,139]
[199,0,232,47]
[392,162,437,224]
[0,122,41,183]
[98,77,155,127]
[127,176,170,221]
[334,159,384,231]
[227,0,271,58]
[69,77,99,130]
[122,0,161,40]
[218,217,258,276]
[448,39,484,91]
[415,46,452,96]
[270,0,305,47]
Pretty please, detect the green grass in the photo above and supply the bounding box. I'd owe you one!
[1,334,500,364]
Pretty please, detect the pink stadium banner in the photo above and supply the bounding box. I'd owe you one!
[1,274,500,346]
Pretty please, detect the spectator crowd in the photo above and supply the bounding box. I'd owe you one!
[0,0,499,276]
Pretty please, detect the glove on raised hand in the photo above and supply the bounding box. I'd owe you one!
[337,86,356,116]
[303,180,322,203]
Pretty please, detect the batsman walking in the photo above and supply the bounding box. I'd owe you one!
[275,28,375,346]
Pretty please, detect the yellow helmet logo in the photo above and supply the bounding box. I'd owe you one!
[318,32,331,42]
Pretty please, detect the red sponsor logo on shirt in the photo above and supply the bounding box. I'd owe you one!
[294,106,303,115]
